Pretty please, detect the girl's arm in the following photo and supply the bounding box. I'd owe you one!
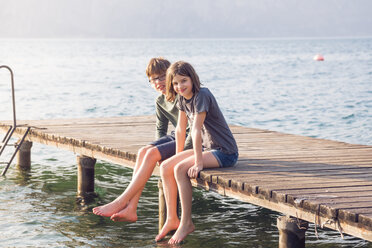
[188,111,206,178]
[175,110,188,153]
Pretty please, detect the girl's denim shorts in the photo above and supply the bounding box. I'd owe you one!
[211,150,239,168]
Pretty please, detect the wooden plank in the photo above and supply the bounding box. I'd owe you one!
[339,208,372,223]
[285,195,372,220]
[202,167,372,178]
[358,214,372,230]
[271,186,372,207]
[224,173,372,185]
[202,165,372,176]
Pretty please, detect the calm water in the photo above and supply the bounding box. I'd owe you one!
[0,38,371,247]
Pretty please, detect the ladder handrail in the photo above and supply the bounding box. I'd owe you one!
[0,65,17,127]
[1,127,31,176]
[0,65,30,176]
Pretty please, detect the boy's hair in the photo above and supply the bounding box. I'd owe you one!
[166,61,201,102]
[146,57,171,78]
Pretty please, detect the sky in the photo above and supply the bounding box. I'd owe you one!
[0,0,372,39]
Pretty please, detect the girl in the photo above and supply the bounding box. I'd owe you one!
[156,61,239,244]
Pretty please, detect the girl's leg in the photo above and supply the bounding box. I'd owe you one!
[93,145,161,218]
[155,150,194,241]
[169,151,219,244]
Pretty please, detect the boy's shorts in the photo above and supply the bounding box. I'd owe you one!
[149,135,176,161]
[211,150,239,168]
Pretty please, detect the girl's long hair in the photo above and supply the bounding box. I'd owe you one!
[166,61,201,102]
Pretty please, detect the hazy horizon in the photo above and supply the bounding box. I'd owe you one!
[1,0,372,39]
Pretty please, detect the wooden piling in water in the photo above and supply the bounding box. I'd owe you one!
[77,155,96,198]
[16,140,32,170]
[277,216,308,248]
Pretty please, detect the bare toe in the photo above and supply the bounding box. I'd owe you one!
[155,220,180,242]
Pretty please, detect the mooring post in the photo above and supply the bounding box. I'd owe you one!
[158,179,166,231]
[16,140,32,170]
[77,155,96,198]
[277,216,309,248]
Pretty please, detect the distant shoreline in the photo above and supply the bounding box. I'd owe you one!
[1,36,372,41]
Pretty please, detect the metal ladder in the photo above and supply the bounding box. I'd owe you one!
[0,65,31,176]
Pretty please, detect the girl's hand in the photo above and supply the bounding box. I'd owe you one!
[188,164,203,178]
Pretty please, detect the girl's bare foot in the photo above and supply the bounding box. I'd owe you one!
[168,222,195,244]
[92,200,126,217]
[155,219,180,242]
[110,206,138,222]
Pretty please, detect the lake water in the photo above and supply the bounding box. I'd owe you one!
[0,38,371,247]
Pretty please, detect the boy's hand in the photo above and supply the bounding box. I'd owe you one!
[188,164,203,178]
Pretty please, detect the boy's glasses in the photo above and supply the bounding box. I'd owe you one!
[149,74,166,84]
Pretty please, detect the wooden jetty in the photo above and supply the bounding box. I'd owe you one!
[1,115,372,245]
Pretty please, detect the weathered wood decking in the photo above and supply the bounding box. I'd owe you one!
[1,116,372,241]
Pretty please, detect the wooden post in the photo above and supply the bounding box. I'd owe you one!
[17,140,32,170]
[277,216,308,248]
[77,155,96,198]
[158,179,166,231]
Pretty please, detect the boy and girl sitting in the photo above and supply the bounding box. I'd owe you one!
[93,57,239,244]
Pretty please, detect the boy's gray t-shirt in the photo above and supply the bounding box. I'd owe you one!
[155,94,192,150]
[177,87,238,154]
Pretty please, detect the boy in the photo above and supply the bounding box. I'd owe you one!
[93,57,191,222]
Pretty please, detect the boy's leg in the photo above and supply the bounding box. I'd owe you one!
[110,146,161,221]
[111,138,177,221]
[169,151,219,244]
[93,145,161,217]
[155,150,194,241]
[133,145,154,176]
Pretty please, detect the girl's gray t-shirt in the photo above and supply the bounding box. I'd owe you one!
[155,94,193,150]
[177,87,238,154]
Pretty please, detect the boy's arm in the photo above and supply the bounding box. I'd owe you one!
[155,102,169,139]
[175,110,188,153]
[183,126,193,150]
[188,111,206,178]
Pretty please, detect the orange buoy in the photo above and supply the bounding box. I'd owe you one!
[313,54,324,61]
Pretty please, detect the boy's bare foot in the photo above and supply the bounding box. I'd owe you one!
[155,219,180,242]
[168,222,195,244]
[110,207,138,222]
[92,201,126,217]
